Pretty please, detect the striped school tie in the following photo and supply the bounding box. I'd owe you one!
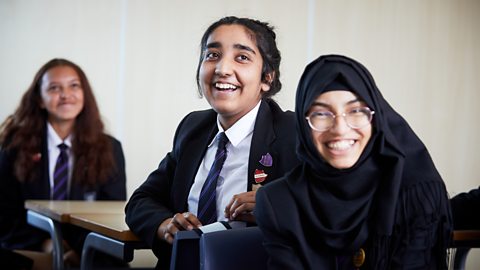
[53,143,68,200]
[197,132,229,225]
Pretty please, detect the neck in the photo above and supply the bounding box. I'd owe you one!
[50,121,74,140]
[218,99,262,130]
[218,116,237,131]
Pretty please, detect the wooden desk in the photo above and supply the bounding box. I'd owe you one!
[70,213,138,242]
[452,230,480,270]
[69,213,146,270]
[25,200,126,221]
[25,200,145,270]
[453,230,480,246]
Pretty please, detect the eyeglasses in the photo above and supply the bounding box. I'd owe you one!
[305,107,375,132]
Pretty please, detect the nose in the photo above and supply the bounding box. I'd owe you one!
[215,57,233,76]
[329,114,350,134]
[59,86,71,99]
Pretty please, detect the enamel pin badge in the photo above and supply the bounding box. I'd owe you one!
[253,169,268,191]
[253,153,272,191]
[254,169,268,183]
[259,153,273,167]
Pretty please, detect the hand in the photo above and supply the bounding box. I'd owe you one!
[224,191,256,223]
[157,212,202,244]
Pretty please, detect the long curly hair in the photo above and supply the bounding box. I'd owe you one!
[0,58,115,187]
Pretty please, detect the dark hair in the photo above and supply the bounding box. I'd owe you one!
[0,58,115,186]
[195,16,282,98]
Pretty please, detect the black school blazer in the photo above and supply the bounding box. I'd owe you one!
[125,99,300,269]
[0,130,126,251]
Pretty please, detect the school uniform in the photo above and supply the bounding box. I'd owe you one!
[0,126,126,252]
[125,98,299,269]
[255,55,452,269]
[451,187,480,229]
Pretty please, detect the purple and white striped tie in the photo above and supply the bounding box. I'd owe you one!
[52,143,68,200]
[197,132,229,225]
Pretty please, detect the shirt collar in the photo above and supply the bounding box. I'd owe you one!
[47,122,73,150]
[210,100,261,148]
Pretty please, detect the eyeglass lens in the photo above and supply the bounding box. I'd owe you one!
[308,108,373,131]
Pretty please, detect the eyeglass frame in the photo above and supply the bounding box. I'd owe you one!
[305,107,375,132]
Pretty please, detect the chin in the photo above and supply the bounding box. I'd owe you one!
[328,159,356,170]
[210,105,229,115]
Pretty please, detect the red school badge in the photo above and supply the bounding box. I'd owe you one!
[254,169,268,184]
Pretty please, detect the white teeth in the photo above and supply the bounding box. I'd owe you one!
[327,140,354,150]
[215,83,237,90]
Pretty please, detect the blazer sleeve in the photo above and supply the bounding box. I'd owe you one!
[125,115,188,253]
[451,187,480,230]
[96,137,127,200]
[0,148,23,241]
[0,148,49,250]
[389,181,452,269]
[255,184,304,270]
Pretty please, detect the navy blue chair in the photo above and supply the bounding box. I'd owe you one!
[170,222,231,270]
[199,227,267,270]
[170,230,200,270]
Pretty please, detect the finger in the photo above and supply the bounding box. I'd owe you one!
[173,212,202,230]
[231,202,255,218]
[166,221,180,235]
[172,212,194,230]
[164,224,179,244]
[226,192,256,218]
[224,197,236,218]
[164,232,174,244]
[183,212,202,228]
[226,195,244,219]
[158,217,173,241]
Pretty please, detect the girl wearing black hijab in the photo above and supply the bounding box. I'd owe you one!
[255,54,452,269]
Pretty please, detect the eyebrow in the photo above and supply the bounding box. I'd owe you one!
[233,44,256,54]
[205,42,256,54]
[310,98,362,108]
[46,78,80,85]
[206,42,221,49]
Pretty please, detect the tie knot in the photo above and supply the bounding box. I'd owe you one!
[217,132,229,148]
[58,143,68,151]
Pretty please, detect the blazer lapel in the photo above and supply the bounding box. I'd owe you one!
[172,124,218,211]
[248,100,276,191]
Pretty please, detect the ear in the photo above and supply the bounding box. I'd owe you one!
[261,72,274,92]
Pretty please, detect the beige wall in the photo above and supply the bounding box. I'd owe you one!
[1,0,479,268]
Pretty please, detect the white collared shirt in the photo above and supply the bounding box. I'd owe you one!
[47,122,73,199]
[188,101,261,226]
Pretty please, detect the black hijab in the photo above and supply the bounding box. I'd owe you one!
[289,55,450,267]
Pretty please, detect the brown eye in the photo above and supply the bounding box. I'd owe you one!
[205,51,220,60]
[236,54,249,62]
[48,85,60,92]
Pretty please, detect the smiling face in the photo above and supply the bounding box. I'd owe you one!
[40,65,84,129]
[198,24,271,130]
[308,90,372,169]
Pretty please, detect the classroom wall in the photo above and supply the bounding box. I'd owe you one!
[1,0,479,268]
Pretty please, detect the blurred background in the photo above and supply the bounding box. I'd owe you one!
[1,0,479,268]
